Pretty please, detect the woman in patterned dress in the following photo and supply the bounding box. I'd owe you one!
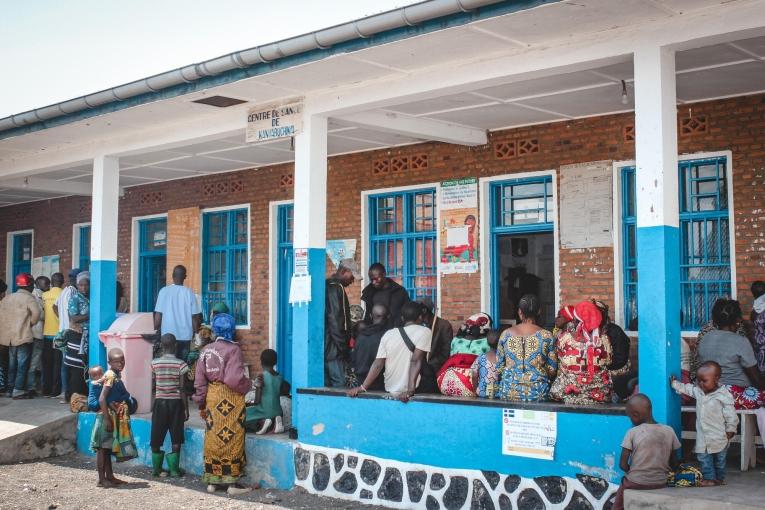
[495,294,558,402]
[437,313,493,396]
[550,301,613,404]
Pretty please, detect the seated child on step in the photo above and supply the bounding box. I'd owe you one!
[150,334,189,478]
[90,348,138,487]
[245,349,290,434]
[671,361,738,486]
[613,393,680,510]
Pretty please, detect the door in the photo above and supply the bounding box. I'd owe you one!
[276,204,294,382]
[11,232,32,290]
[138,219,167,312]
[490,177,556,329]
[78,225,91,271]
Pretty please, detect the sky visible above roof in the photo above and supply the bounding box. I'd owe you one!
[0,0,419,118]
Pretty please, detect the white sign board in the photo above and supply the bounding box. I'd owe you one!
[440,177,478,210]
[559,160,613,248]
[502,408,557,460]
[246,100,303,143]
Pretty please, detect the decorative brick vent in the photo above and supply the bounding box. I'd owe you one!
[79,202,92,215]
[518,139,540,155]
[202,183,216,197]
[294,444,617,509]
[494,141,517,160]
[373,159,390,175]
[410,154,428,171]
[680,115,708,136]
[140,191,163,205]
[390,156,409,173]
[230,180,244,193]
[279,173,294,188]
[622,124,635,143]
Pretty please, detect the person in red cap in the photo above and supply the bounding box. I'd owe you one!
[550,300,614,405]
[0,273,43,399]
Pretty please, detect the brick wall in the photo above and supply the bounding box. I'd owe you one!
[1,93,763,367]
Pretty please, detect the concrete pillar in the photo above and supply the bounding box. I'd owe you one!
[633,46,680,429]
[291,113,328,432]
[89,155,119,369]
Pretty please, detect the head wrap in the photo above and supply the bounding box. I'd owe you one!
[211,302,230,314]
[754,295,765,315]
[76,271,90,284]
[573,301,603,376]
[558,305,575,322]
[460,312,492,337]
[211,312,236,341]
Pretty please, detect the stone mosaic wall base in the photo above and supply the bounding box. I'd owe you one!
[294,444,618,510]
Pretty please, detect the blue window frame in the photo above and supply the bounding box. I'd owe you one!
[202,208,248,325]
[621,156,731,330]
[489,176,555,324]
[368,189,437,302]
[10,232,32,290]
[78,225,91,271]
[276,204,294,382]
[138,218,167,313]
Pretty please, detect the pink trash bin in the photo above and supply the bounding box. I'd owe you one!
[98,313,155,414]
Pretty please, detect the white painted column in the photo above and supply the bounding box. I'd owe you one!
[291,113,328,434]
[89,155,120,368]
[633,46,680,429]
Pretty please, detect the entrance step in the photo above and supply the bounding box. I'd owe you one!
[0,397,77,464]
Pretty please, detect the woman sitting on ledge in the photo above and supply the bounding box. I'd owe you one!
[550,301,613,405]
[495,294,557,402]
[437,313,493,396]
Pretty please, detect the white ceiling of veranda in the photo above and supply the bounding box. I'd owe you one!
[0,0,764,206]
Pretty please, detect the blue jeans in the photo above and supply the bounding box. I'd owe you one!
[324,359,347,388]
[26,338,44,391]
[7,343,33,397]
[698,447,728,482]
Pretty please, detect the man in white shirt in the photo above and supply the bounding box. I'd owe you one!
[348,301,430,401]
[154,265,202,363]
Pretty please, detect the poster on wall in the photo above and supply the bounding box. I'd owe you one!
[439,177,479,275]
[501,408,557,460]
[326,239,357,269]
[31,255,60,279]
[559,160,613,248]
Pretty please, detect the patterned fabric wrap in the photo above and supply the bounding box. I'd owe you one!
[211,313,236,341]
[726,384,765,410]
[89,402,138,462]
[471,353,499,398]
[495,329,558,402]
[450,336,490,356]
[437,354,477,397]
[203,381,247,484]
[70,392,88,413]
[667,464,703,487]
[550,330,613,404]
[754,306,765,373]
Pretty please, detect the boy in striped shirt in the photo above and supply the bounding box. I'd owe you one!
[150,334,189,477]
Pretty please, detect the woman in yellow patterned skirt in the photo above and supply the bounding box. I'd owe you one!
[193,312,253,495]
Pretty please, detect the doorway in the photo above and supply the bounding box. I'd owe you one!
[137,218,167,312]
[10,232,32,291]
[276,204,294,383]
[489,176,556,329]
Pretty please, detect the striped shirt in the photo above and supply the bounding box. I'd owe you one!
[151,354,189,399]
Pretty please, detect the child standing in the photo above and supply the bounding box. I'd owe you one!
[614,394,680,510]
[671,361,738,485]
[90,348,137,487]
[246,349,289,434]
[150,334,189,477]
[471,330,500,398]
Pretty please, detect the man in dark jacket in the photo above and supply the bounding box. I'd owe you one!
[361,263,410,329]
[418,297,453,375]
[351,304,389,391]
[324,259,359,388]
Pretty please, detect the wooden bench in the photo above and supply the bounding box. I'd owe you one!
[681,406,763,471]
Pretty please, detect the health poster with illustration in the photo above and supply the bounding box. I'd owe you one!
[501,408,557,460]
[439,177,479,274]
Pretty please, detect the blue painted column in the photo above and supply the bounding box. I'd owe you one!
[88,155,119,369]
[633,46,681,430]
[291,112,328,435]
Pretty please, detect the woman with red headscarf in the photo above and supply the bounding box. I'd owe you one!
[550,301,614,404]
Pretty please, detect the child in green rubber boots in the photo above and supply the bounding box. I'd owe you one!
[150,334,189,477]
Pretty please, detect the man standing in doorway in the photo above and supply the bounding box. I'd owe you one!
[155,265,202,363]
[361,263,410,329]
[324,259,360,388]
[0,273,42,399]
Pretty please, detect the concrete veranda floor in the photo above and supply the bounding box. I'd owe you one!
[0,394,72,441]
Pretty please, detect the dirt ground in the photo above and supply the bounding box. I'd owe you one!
[0,453,384,510]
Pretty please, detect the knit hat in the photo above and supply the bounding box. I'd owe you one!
[211,302,230,314]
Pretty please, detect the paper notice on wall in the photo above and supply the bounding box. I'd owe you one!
[31,255,60,278]
[559,160,613,248]
[502,408,557,460]
[439,177,479,274]
[294,248,308,276]
[289,274,312,305]
[31,257,43,278]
